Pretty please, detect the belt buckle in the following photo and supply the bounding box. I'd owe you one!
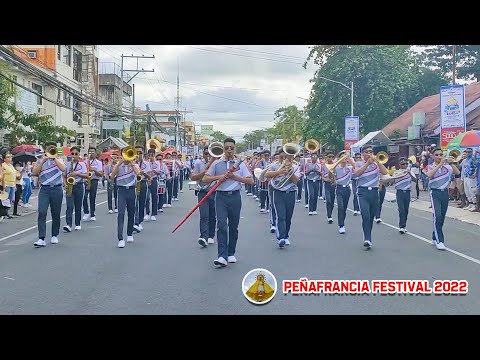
[227,191,233,195]
[50,184,55,188]
[368,187,373,190]
[126,186,130,190]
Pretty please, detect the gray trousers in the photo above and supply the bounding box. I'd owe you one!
[357,187,379,242]
[135,180,148,225]
[336,185,351,227]
[117,186,136,241]
[198,190,216,240]
[271,189,296,241]
[66,183,85,227]
[396,189,410,229]
[83,179,99,216]
[38,185,63,240]
[429,188,449,243]
[215,191,241,259]
[145,179,158,216]
[307,180,320,212]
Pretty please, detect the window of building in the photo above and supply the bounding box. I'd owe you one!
[73,98,81,123]
[32,82,43,105]
[27,50,37,59]
[10,75,17,92]
[57,45,61,60]
[64,91,71,107]
[73,49,82,82]
[62,45,71,66]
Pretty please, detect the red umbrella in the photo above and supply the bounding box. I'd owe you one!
[11,144,40,154]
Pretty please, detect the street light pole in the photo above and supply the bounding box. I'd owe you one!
[317,76,354,116]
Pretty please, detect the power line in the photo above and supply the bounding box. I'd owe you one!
[186,46,304,65]
[214,45,307,60]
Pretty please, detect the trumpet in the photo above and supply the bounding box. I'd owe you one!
[45,145,58,159]
[66,176,75,196]
[373,151,389,164]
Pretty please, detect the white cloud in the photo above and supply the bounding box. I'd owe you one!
[98,45,316,141]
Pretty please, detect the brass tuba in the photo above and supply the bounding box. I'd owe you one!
[304,139,320,153]
[146,138,162,153]
[208,142,224,158]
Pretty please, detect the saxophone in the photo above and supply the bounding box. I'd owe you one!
[86,161,93,190]
[66,161,75,196]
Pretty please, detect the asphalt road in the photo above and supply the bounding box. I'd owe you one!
[1,187,480,314]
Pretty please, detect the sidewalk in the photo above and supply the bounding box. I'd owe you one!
[385,188,480,227]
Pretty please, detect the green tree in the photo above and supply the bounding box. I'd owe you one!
[210,130,229,142]
[303,45,437,150]
[0,62,74,146]
[421,45,480,82]
[243,129,266,150]
[235,141,247,153]
[274,105,306,143]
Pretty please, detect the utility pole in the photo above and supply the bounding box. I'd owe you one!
[452,45,457,85]
[132,83,135,145]
[175,58,180,149]
[119,53,155,146]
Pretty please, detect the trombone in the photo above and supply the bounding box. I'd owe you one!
[269,143,301,190]
[447,149,461,164]
[45,145,58,159]
[146,138,162,153]
[373,151,389,164]
[121,145,137,162]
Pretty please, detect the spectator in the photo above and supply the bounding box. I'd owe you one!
[12,162,23,216]
[21,161,33,207]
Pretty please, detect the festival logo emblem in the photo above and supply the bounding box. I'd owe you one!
[242,268,277,305]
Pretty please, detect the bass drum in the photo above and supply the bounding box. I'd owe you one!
[157,180,166,194]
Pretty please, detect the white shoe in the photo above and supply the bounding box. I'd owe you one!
[133,225,142,232]
[150,216,156,221]
[313,211,317,215]
[435,241,446,250]
[399,228,405,234]
[214,257,228,267]
[50,236,59,244]
[305,204,309,208]
[144,215,151,221]
[198,238,207,247]
[118,240,125,248]
[159,209,164,212]
[227,256,237,263]
[277,239,286,248]
[165,204,171,207]
[247,193,253,196]
[328,218,333,224]
[375,218,382,223]
[180,190,183,193]
[260,209,266,213]
[319,196,324,200]
[108,210,113,214]
[308,211,313,215]
[114,209,118,213]
[284,238,290,246]
[83,214,91,221]
[208,238,215,244]
[339,226,346,234]
[90,216,96,221]
[63,225,72,233]
[139,224,144,230]
[75,226,81,231]
[296,199,301,203]
[127,236,134,243]
[34,239,46,247]
[363,240,372,248]
[270,226,276,233]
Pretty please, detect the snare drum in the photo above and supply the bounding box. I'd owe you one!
[188,181,199,191]
[157,180,166,194]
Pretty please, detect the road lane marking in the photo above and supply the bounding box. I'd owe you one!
[347,208,480,266]
[0,200,108,243]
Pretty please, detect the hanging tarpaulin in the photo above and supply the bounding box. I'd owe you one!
[440,84,466,150]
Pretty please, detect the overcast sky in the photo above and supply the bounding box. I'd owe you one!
[98,45,316,141]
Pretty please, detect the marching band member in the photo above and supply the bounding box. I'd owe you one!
[164,153,174,207]
[134,145,150,233]
[268,153,279,233]
[155,153,170,213]
[144,149,158,221]
[63,146,88,232]
[111,150,141,248]
[354,145,389,249]
[203,138,253,267]
[298,153,310,208]
[258,151,271,213]
[31,141,66,247]
[351,153,362,215]
[321,151,336,224]
[105,156,118,214]
[391,157,417,234]
[334,155,355,234]
[317,154,325,201]
[83,146,103,222]
[176,153,185,194]
[427,148,460,250]
[191,146,217,247]
[171,150,181,201]
[305,152,321,215]
[265,149,301,248]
